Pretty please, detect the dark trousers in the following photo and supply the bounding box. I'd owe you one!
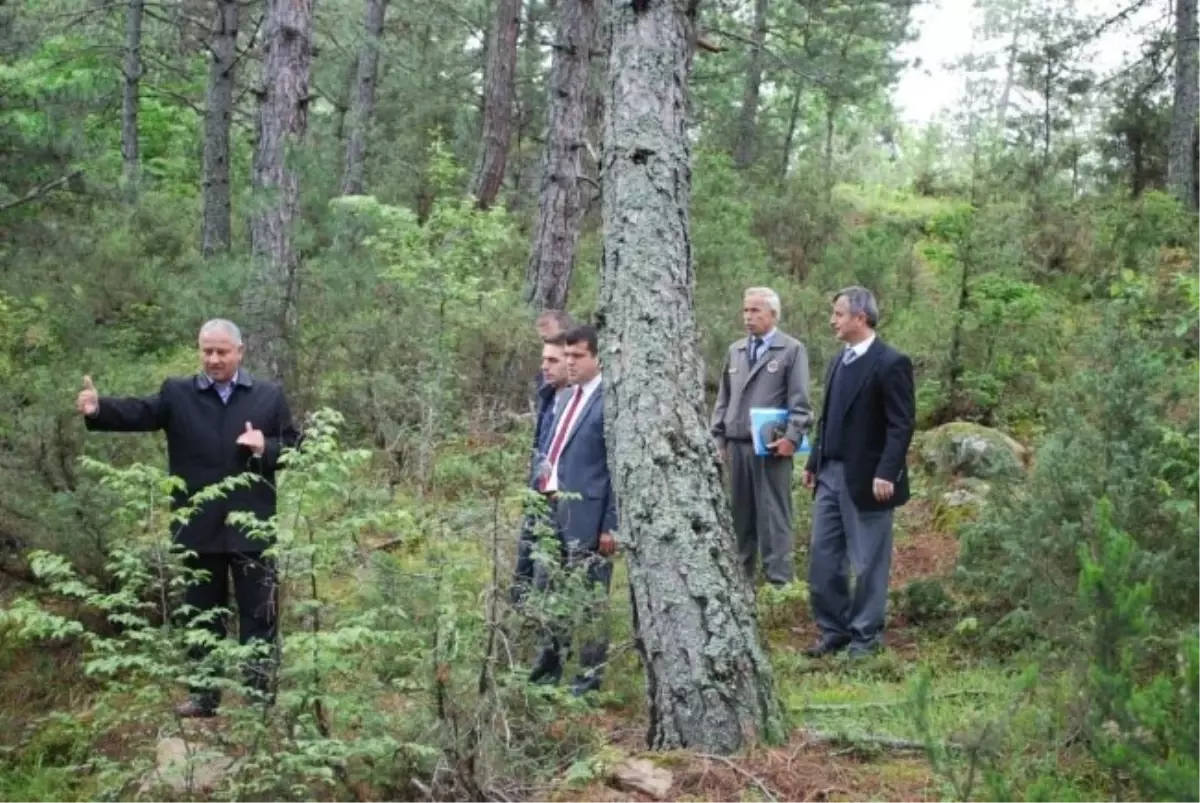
[181,551,278,703]
[808,460,894,649]
[527,501,613,693]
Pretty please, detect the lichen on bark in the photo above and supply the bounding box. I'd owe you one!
[597,0,784,754]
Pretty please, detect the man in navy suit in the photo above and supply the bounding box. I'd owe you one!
[511,333,571,604]
[528,324,618,695]
[802,287,915,660]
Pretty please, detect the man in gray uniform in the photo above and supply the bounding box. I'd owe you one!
[802,286,915,659]
[711,287,812,587]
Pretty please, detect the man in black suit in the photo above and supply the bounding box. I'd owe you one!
[802,287,915,659]
[77,318,300,716]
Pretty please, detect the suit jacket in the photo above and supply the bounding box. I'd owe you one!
[710,331,812,450]
[804,338,916,511]
[85,373,301,553]
[528,380,562,487]
[552,381,617,552]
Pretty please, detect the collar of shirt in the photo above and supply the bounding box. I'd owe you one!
[197,370,249,389]
[847,333,876,358]
[748,328,777,348]
[572,372,603,403]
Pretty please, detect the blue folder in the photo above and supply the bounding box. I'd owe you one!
[750,407,811,457]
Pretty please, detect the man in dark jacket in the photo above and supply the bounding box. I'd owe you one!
[802,287,915,660]
[512,333,571,604]
[77,318,300,716]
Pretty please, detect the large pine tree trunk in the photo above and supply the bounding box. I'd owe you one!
[524,0,596,311]
[732,0,768,170]
[245,0,313,382]
[1168,0,1199,210]
[340,0,387,196]
[201,0,238,256]
[121,0,144,199]
[471,0,522,209]
[598,0,783,754]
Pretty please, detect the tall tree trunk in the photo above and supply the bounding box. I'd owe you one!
[201,0,238,256]
[471,0,522,209]
[1168,0,1199,209]
[341,0,387,196]
[245,0,313,383]
[779,85,801,176]
[732,0,768,170]
[524,0,596,311]
[121,0,144,199]
[994,4,1024,131]
[598,0,783,754]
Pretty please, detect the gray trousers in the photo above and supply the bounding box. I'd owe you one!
[808,460,894,648]
[728,440,795,586]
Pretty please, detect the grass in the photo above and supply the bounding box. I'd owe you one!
[0,465,1115,803]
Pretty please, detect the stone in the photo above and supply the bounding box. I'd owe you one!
[609,758,674,800]
[917,422,1027,481]
[139,736,235,796]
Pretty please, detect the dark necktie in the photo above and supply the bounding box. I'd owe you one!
[748,337,762,366]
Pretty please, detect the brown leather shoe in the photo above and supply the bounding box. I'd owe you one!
[175,695,218,718]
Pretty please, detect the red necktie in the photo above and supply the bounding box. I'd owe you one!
[539,386,584,491]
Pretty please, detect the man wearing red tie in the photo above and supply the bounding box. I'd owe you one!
[528,324,618,696]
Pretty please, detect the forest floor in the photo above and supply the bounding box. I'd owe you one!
[0,491,1032,802]
[559,497,1006,803]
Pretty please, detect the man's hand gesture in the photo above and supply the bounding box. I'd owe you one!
[237,421,266,456]
[77,375,99,417]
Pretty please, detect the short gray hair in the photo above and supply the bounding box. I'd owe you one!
[834,286,879,328]
[199,318,243,345]
[744,286,782,320]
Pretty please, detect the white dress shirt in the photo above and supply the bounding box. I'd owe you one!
[545,372,603,493]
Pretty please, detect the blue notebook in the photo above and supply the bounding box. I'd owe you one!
[750,407,810,457]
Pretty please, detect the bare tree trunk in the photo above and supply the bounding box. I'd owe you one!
[471,0,522,209]
[1168,0,1199,209]
[994,3,1024,131]
[341,0,387,196]
[524,0,596,311]
[245,0,313,383]
[732,0,768,170]
[201,0,238,256]
[598,0,783,754]
[121,0,144,199]
[779,85,801,176]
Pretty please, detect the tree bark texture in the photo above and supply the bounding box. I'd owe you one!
[246,0,313,383]
[732,0,768,170]
[598,0,783,755]
[340,0,387,196]
[524,0,597,311]
[1168,0,1199,209]
[201,0,238,256]
[471,0,522,209]
[121,0,144,199]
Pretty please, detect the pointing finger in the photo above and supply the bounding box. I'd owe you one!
[245,421,253,432]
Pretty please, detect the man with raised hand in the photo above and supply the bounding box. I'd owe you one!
[77,318,300,717]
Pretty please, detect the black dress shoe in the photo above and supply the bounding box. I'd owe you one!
[803,638,850,658]
[528,654,563,685]
[176,695,218,718]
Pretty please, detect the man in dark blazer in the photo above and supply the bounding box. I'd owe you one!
[77,318,300,716]
[802,287,915,659]
[512,333,571,604]
[528,324,618,696]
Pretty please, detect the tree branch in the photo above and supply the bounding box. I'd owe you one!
[0,170,85,214]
